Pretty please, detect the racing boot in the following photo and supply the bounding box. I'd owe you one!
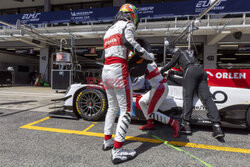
[102,138,114,151]
[112,148,137,164]
[139,119,155,130]
[169,118,180,138]
[180,120,192,135]
[212,123,225,139]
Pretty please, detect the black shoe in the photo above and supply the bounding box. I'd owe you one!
[180,120,192,134]
[212,123,225,139]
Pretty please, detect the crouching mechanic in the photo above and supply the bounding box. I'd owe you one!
[102,4,155,164]
[160,48,224,139]
[135,61,180,138]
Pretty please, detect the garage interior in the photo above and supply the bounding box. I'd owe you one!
[0,0,249,86]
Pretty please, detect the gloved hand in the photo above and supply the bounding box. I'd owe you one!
[160,68,166,76]
[141,50,155,61]
[168,70,175,75]
[169,47,180,55]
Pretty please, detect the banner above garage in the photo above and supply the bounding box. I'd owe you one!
[0,0,250,25]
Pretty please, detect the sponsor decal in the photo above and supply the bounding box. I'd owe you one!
[193,90,228,111]
[21,13,41,23]
[102,99,105,111]
[103,34,123,49]
[193,106,206,110]
[212,91,228,104]
[215,72,246,79]
[206,71,246,79]
[205,69,250,88]
[195,0,227,13]
[104,38,117,47]
[76,92,82,115]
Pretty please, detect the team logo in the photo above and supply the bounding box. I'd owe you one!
[212,91,228,103]
[206,71,247,80]
[137,6,154,14]
[195,0,227,12]
[21,13,41,22]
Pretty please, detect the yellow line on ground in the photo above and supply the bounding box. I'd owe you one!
[20,117,250,154]
[20,117,50,128]
[125,135,162,143]
[169,141,250,154]
[22,125,85,135]
[82,123,97,132]
[82,131,162,143]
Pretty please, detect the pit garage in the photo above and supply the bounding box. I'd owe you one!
[0,0,250,87]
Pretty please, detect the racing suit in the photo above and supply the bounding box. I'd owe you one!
[160,49,220,123]
[102,20,154,148]
[138,61,179,137]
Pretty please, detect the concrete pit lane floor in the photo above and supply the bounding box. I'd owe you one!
[0,86,250,167]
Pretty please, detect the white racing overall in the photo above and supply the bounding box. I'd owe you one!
[102,20,154,147]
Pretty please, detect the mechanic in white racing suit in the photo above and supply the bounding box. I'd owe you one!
[102,4,155,164]
[160,48,224,139]
[134,61,180,138]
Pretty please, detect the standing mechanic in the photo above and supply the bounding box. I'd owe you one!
[102,4,155,164]
[160,48,224,139]
[136,61,180,138]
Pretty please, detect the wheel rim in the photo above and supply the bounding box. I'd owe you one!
[78,91,102,117]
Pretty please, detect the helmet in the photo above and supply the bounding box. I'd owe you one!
[116,4,139,29]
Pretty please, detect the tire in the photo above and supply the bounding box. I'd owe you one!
[75,89,108,121]
[246,106,250,130]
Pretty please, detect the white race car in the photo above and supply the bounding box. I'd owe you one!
[49,38,250,130]
[50,80,250,130]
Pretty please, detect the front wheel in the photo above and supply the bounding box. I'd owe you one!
[75,89,107,121]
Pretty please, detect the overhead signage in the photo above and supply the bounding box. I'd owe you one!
[21,13,41,23]
[0,0,250,25]
[70,10,93,22]
[195,0,227,13]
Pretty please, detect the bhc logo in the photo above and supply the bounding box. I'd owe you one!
[22,13,41,20]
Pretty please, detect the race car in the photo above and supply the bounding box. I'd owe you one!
[49,79,250,130]
[49,37,250,130]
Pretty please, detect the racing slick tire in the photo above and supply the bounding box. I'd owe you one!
[246,106,250,131]
[75,89,108,121]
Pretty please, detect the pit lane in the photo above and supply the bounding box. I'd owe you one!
[0,87,249,166]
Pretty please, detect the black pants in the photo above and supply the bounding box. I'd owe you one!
[182,66,220,123]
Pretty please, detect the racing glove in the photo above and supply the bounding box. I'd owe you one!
[168,47,180,55]
[168,70,174,75]
[160,68,166,76]
[141,49,155,61]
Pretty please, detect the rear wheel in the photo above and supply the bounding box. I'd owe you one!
[246,106,250,130]
[75,89,107,121]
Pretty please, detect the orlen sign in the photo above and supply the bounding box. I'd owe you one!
[205,69,250,88]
